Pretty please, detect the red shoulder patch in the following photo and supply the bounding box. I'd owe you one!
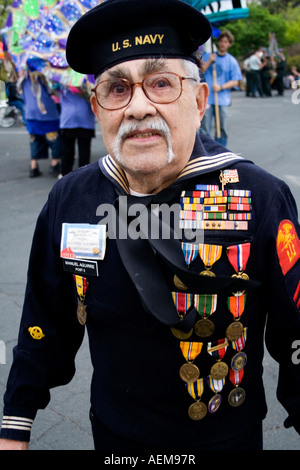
[276,220,300,275]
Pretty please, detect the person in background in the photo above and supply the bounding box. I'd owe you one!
[20,62,62,178]
[200,30,242,147]
[59,85,95,176]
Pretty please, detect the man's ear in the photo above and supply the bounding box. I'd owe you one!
[195,82,209,129]
[90,94,101,122]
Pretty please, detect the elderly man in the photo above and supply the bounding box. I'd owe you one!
[1,0,300,451]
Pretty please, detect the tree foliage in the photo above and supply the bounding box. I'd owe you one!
[221,3,288,58]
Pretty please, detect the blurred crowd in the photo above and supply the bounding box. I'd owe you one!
[242,47,300,98]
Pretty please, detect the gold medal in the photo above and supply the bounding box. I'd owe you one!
[232,272,249,280]
[231,351,247,371]
[173,274,188,290]
[228,387,246,407]
[179,363,200,383]
[171,326,193,340]
[200,268,215,277]
[226,321,244,341]
[210,361,228,380]
[194,318,215,337]
[77,299,87,325]
[208,393,222,413]
[188,401,207,420]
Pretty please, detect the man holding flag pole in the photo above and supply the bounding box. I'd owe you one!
[200,28,241,147]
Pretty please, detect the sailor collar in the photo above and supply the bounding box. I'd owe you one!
[98,134,247,195]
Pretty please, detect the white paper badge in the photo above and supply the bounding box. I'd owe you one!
[60,223,106,260]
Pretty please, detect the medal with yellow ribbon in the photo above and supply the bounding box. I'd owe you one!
[186,378,207,420]
[199,244,222,276]
[73,274,89,325]
[179,341,203,383]
[194,294,217,338]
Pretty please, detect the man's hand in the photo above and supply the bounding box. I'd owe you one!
[0,438,29,450]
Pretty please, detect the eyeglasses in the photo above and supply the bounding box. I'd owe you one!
[92,72,197,110]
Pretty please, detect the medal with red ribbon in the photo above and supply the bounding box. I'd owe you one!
[170,292,194,339]
[228,368,246,407]
[226,242,251,280]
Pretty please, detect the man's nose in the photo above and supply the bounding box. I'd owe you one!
[124,84,156,119]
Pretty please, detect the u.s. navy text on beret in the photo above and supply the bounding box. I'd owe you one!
[66,0,212,77]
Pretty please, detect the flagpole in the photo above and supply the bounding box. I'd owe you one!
[211,37,221,139]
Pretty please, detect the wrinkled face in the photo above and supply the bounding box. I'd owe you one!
[91,58,208,190]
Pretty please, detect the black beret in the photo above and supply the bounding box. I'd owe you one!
[66,0,212,77]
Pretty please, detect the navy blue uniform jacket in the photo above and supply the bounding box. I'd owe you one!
[1,135,300,447]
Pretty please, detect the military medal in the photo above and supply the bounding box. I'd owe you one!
[173,275,188,290]
[207,375,225,414]
[186,379,207,420]
[179,341,203,383]
[199,244,222,276]
[171,292,194,339]
[194,294,217,338]
[228,369,246,407]
[231,351,247,371]
[207,339,229,380]
[226,293,246,341]
[227,243,251,281]
[73,275,89,325]
[77,299,87,326]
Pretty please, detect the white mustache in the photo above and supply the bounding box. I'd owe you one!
[113,118,175,164]
[116,118,171,142]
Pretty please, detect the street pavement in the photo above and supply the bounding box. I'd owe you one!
[0,88,299,451]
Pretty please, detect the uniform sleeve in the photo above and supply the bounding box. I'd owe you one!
[262,180,300,434]
[0,185,85,442]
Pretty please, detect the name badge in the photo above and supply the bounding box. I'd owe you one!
[60,223,106,260]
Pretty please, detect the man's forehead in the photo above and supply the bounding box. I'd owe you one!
[101,58,184,80]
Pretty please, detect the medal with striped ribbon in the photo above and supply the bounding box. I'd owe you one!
[207,375,225,414]
[199,244,222,277]
[228,368,246,407]
[186,378,207,420]
[73,275,89,325]
[207,339,229,380]
[230,327,248,372]
[179,341,203,383]
[226,293,246,341]
[170,292,194,339]
[181,242,199,266]
[194,294,217,338]
[226,242,251,280]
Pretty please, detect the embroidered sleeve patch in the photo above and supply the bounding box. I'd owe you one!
[277,220,300,275]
